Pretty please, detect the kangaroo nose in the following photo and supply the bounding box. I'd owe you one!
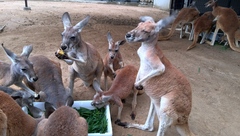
[33,77,38,82]
[61,45,67,50]
[125,33,131,38]
[110,56,114,59]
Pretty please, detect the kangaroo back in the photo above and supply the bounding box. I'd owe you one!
[37,106,88,136]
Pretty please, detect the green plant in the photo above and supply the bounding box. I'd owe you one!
[75,107,108,133]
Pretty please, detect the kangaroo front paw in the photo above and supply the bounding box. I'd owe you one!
[130,113,136,120]
[113,72,116,78]
[34,94,40,100]
[115,119,128,127]
[55,49,68,59]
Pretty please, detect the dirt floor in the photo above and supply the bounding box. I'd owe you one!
[0,1,240,136]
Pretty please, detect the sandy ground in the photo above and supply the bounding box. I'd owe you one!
[0,1,240,136]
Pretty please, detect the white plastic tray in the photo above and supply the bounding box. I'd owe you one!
[33,100,113,136]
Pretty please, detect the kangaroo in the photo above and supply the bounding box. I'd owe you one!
[0,44,39,98]
[187,11,215,51]
[36,102,88,136]
[205,0,240,52]
[55,12,104,95]
[103,31,126,91]
[0,86,44,118]
[0,91,43,136]
[158,1,200,41]
[92,65,138,125]
[123,15,194,136]
[24,55,73,109]
[219,24,240,47]
[0,91,87,136]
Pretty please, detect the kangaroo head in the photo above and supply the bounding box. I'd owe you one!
[91,92,110,108]
[1,44,38,82]
[125,15,175,43]
[107,31,126,60]
[205,0,217,8]
[60,12,90,54]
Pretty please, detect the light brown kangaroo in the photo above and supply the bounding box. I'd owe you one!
[36,102,88,136]
[205,0,240,52]
[24,55,73,109]
[0,91,87,136]
[187,11,215,51]
[124,15,194,136]
[0,91,43,136]
[103,31,126,91]
[92,65,138,125]
[0,44,39,98]
[158,1,200,41]
[55,12,104,95]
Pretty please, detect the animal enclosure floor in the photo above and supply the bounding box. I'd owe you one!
[0,1,240,136]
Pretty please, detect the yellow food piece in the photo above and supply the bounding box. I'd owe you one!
[58,49,64,55]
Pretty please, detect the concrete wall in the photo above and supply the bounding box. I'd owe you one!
[153,0,171,10]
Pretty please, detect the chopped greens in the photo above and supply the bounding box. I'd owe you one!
[75,107,108,133]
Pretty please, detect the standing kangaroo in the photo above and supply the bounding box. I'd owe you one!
[103,31,126,90]
[0,44,39,98]
[124,15,194,136]
[187,11,215,51]
[158,1,199,41]
[55,12,104,95]
[205,0,240,52]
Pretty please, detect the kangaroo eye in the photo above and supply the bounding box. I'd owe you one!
[115,50,118,52]
[70,36,75,41]
[21,68,27,72]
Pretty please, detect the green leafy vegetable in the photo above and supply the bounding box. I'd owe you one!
[75,107,108,133]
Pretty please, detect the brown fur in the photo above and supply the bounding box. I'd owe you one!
[187,11,215,50]
[125,15,194,136]
[24,55,72,108]
[205,0,240,52]
[0,91,87,136]
[158,7,199,41]
[36,106,88,136]
[0,91,41,136]
[103,32,125,91]
[56,12,104,95]
[0,109,7,136]
[92,65,138,123]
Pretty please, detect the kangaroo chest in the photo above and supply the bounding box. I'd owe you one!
[137,45,156,79]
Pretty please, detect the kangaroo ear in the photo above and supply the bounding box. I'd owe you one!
[21,45,33,58]
[1,44,18,63]
[44,102,56,118]
[107,31,113,43]
[73,15,90,33]
[65,96,74,107]
[102,95,111,102]
[139,16,154,23]
[117,39,126,46]
[155,14,176,32]
[62,12,72,30]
